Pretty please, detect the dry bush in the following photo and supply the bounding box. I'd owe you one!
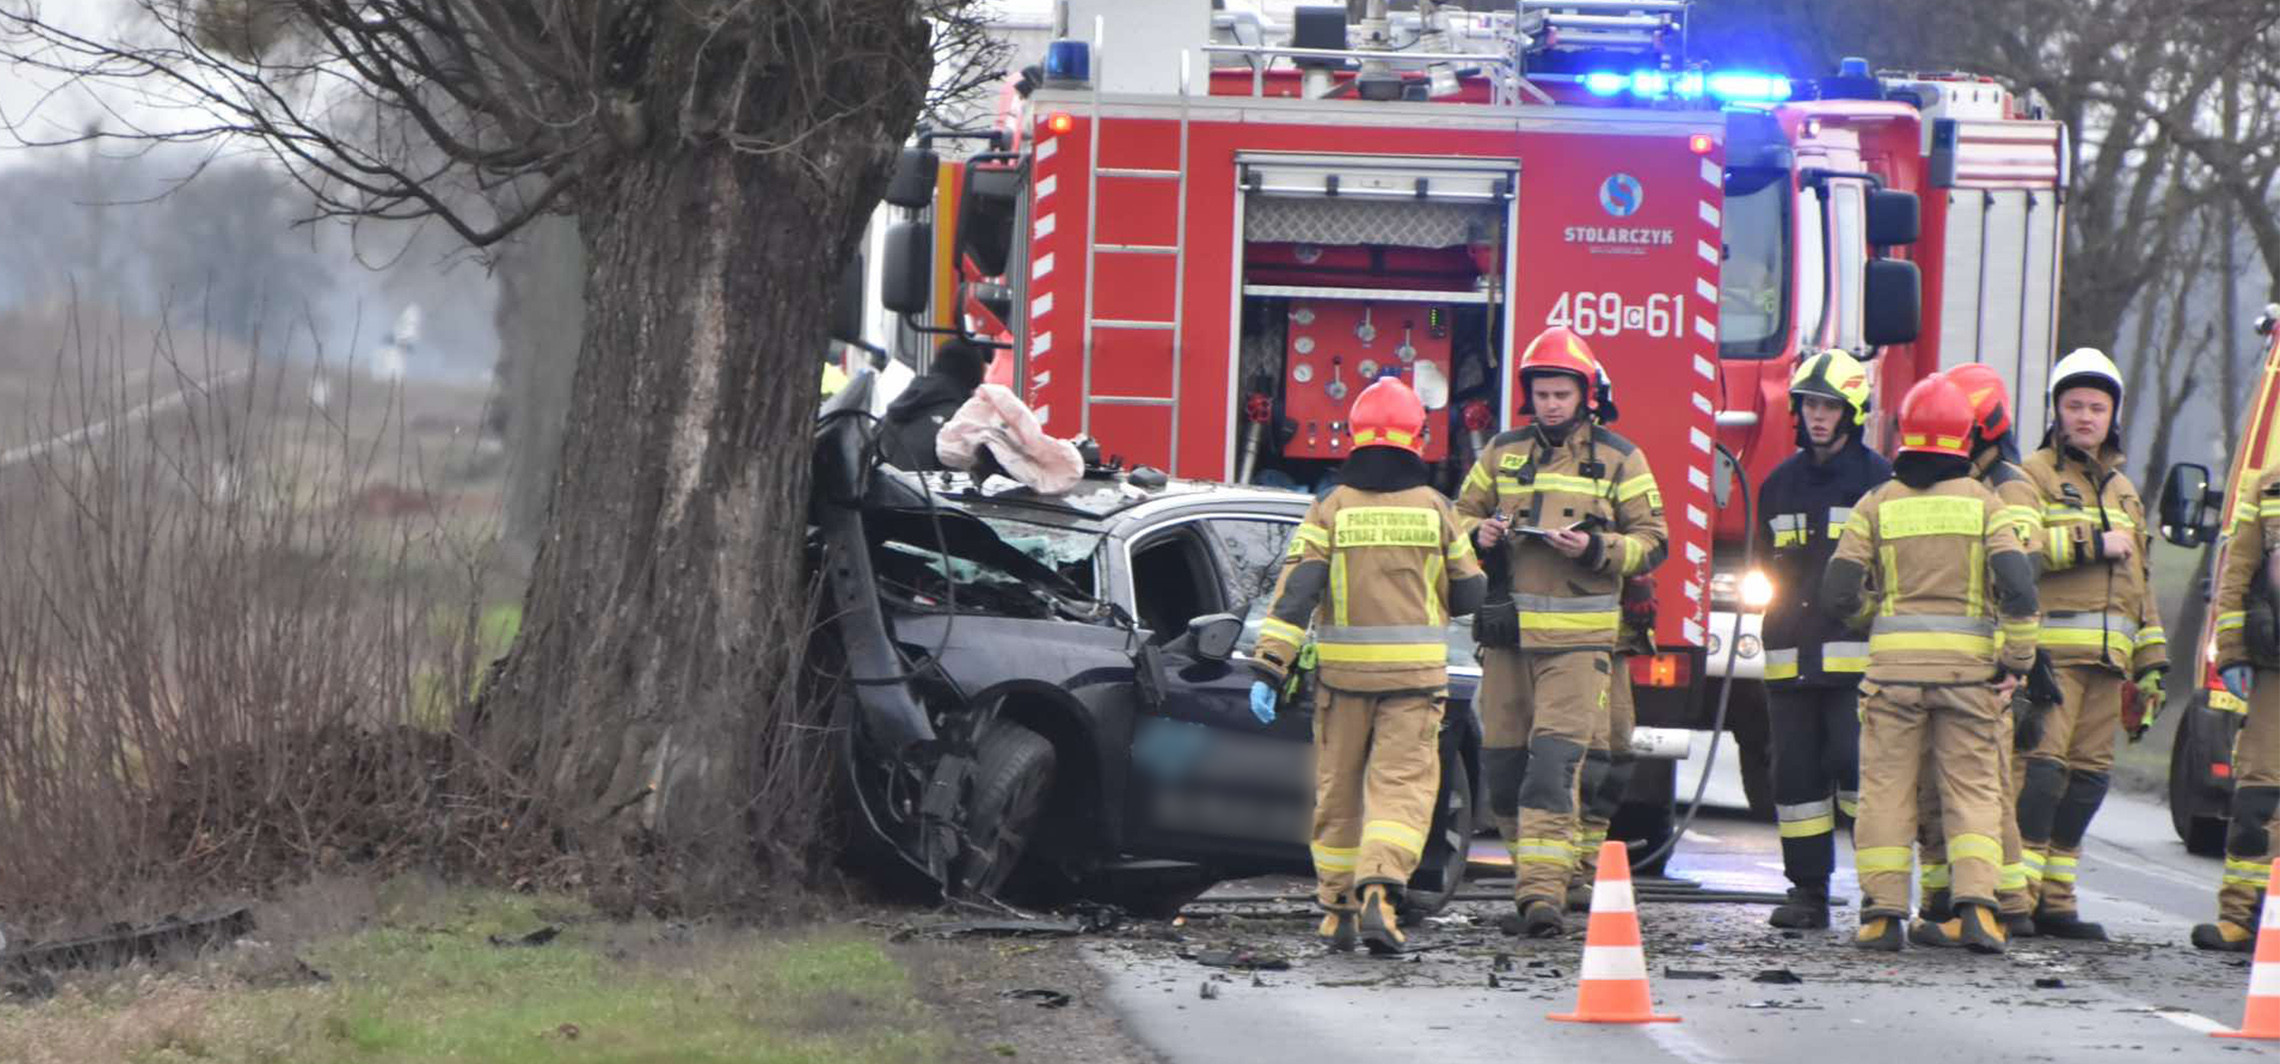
[0,305,532,939]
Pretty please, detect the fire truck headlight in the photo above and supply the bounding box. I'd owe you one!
[1737,634,1762,660]
[1740,569,1775,611]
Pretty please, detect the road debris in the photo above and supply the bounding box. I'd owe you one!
[1754,968,1805,984]
[1001,988,1073,1008]
[2034,977,2067,989]
[1199,980,1219,1000]
[1185,947,1292,971]
[896,918,1085,941]
[1666,968,1723,981]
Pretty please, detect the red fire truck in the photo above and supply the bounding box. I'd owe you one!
[876,1,2066,835]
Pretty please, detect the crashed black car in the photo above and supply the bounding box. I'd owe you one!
[814,372,1482,915]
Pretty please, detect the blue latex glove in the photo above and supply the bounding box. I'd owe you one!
[1249,680,1278,724]
[2224,665,2255,701]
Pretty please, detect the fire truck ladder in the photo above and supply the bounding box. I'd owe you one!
[1079,31,1192,470]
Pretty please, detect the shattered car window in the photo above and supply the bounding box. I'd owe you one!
[873,514,1102,619]
[1206,519,1297,614]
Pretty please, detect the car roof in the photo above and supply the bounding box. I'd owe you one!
[883,468,1313,530]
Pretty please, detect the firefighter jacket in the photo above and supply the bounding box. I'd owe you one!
[1822,472,2041,685]
[1754,439,1892,686]
[1454,423,1669,652]
[2214,464,2280,672]
[2022,442,2167,677]
[1252,483,1487,693]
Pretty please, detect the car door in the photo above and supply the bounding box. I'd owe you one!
[1121,511,1319,869]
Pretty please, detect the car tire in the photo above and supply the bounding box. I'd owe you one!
[960,722,1058,898]
[1400,758,1475,921]
[2169,709,2229,857]
[1613,760,1678,879]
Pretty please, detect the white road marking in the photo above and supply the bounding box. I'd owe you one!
[2156,1009,2230,1036]
[0,369,246,469]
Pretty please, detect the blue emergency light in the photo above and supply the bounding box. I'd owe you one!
[1044,39,1091,87]
[1581,68,1793,104]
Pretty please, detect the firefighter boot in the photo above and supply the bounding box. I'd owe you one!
[1957,903,2008,954]
[2004,912,2039,940]
[1918,888,1954,924]
[2032,910,2110,941]
[1498,898,1567,938]
[2193,920,2256,952]
[1768,882,1832,930]
[1854,915,1903,952]
[1318,902,1358,954]
[1358,885,1406,955]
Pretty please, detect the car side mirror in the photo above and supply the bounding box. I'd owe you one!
[1862,259,1921,347]
[882,221,932,316]
[2160,462,2219,548]
[1866,188,1920,247]
[884,145,939,210]
[1187,613,1244,662]
[832,253,866,347]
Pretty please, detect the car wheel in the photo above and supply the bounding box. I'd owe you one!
[1612,760,1677,879]
[2169,710,2229,856]
[1400,758,1475,921]
[960,722,1058,898]
[1728,688,1776,821]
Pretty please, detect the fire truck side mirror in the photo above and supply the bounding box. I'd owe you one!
[884,146,940,210]
[882,221,933,315]
[2160,462,2218,549]
[1861,260,1921,348]
[1866,189,1920,247]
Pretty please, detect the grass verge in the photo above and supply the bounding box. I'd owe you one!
[0,882,955,1064]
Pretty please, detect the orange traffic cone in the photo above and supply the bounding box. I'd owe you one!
[1550,839,1678,1024]
[2218,864,2280,1040]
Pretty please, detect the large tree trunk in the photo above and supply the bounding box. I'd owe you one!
[494,215,585,556]
[477,110,916,905]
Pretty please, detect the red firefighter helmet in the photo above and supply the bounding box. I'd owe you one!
[1517,326,1601,416]
[1896,376,1977,458]
[1349,376,1427,454]
[1943,363,2012,444]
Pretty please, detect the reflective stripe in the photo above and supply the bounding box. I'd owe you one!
[1857,846,1912,874]
[1515,592,1620,613]
[1311,844,1359,871]
[1778,814,1835,838]
[1530,473,1614,496]
[2044,853,2079,884]
[1316,642,1447,665]
[1776,799,1833,822]
[1464,463,1491,494]
[1334,506,1442,548]
[1317,624,1448,645]
[2000,863,2029,891]
[1823,642,1870,673]
[1828,506,1854,528]
[2226,858,2274,887]
[1444,537,1475,563]
[1871,632,1996,654]
[1764,647,1799,681]
[1519,610,1621,632]
[1617,474,1658,502]
[1878,495,1985,538]
[1878,546,1900,616]
[2042,612,2138,637]
[1331,553,1349,627]
[1872,615,1997,636]
[1495,476,1527,495]
[1836,790,1860,818]
[2135,626,2167,650]
[1513,839,1573,865]
[1770,514,1807,532]
[1844,512,1873,540]
[1948,833,2002,866]
[1259,618,1306,647]
[1424,552,1445,627]
[1919,863,1952,890]
[1871,614,1997,655]
[2218,612,2249,634]
[1362,819,1426,858]
[1774,528,1809,548]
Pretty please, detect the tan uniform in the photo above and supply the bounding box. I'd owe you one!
[2212,465,2280,928]
[1574,613,1651,890]
[1455,424,1668,904]
[1826,475,2040,919]
[1918,451,2044,916]
[2014,442,2166,914]
[1254,484,1485,908]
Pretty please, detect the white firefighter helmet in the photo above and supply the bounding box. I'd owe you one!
[2048,347,2124,410]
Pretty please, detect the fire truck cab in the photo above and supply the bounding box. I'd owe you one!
[875,1,2065,838]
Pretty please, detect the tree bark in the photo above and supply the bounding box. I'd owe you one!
[494,214,584,555]
[476,134,907,902]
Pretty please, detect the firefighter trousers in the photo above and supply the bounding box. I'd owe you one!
[1768,683,1860,889]
[1855,680,2008,919]
[2016,665,2121,916]
[2219,668,2280,928]
[1310,685,1446,910]
[1575,654,1637,886]
[1916,707,2032,915]
[1478,647,1611,906]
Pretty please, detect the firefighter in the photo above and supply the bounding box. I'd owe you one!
[1912,363,2050,943]
[1249,376,1487,955]
[1571,366,1647,911]
[1456,327,1669,938]
[1824,375,2041,953]
[1753,349,1890,929]
[2015,348,2167,941]
[2193,460,2280,951]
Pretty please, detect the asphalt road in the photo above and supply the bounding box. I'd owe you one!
[1089,792,2270,1063]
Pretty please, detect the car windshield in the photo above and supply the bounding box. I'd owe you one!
[873,513,1103,619]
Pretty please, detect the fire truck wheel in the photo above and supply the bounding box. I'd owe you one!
[960,722,1059,898]
[2168,704,2231,857]
[1400,759,1475,922]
